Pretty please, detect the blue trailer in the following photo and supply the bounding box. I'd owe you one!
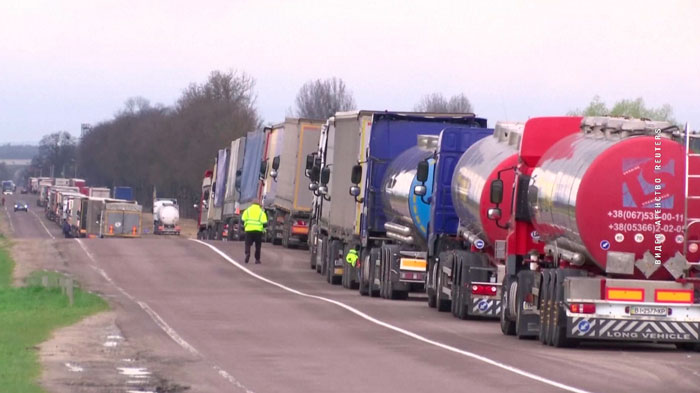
[227,129,265,239]
[113,186,133,201]
[312,112,489,298]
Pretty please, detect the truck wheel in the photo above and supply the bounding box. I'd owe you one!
[551,269,580,348]
[316,235,326,275]
[358,249,370,296]
[539,270,553,345]
[369,248,380,297]
[427,261,437,308]
[500,275,516,336]
[309,234,317,270]
[281,219,290,248]
[327,240,342,285]
[451,256,461,317]
[435,251,452,312]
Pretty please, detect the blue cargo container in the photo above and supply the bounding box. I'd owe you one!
[113,186,133,201]
[356,116,491,299]
[311,111,491,298]
[239,130,265,207]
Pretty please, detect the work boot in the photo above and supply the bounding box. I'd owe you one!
[255,260,261,264]
[244,257,249,264]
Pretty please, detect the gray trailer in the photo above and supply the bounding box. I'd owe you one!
[100,201,143,238]
[263,118,322,247]
[308,111,375,283]
[222,136,246,240]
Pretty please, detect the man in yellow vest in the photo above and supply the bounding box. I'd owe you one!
[241,202,268,264]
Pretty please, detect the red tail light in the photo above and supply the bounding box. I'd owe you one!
[224,224,229,229]
[471,284,498,296]
[569,303,596,314]
[294,220,307,226]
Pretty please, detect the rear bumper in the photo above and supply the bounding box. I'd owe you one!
[568,316,700,342]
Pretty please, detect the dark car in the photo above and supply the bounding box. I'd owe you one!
[20,187,28,194]
[14,201,28,212]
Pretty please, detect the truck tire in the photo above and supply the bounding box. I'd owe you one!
[327,240,342,285]
[551,269,581,348]
[368,248,381,297]
[309,231,318,270]
[435,251,452,312]
[538,269,553,345]
[500,275,516,336]
[427,261,437,308]
[380,244,407,300]
[281,220,289,248]
[451,257,462,318]
[316,235,326,275]
[358,248,370,296]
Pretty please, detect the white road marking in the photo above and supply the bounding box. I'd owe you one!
[30,209,56,239]
[193,239,592,393]
[75,239,254,393]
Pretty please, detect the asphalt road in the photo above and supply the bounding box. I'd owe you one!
[4,192,700,393]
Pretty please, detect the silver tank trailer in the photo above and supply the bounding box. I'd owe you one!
[452,123,523,245]
[381,135,438,247]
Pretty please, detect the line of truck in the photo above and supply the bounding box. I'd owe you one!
[27,177,144,238]
[200,112,700,350]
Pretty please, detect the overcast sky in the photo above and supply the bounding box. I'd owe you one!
[1,0,698,144]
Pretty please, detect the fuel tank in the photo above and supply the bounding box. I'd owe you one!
[381,135,438,245]
[452,122,523,247]
[529,117,699,280]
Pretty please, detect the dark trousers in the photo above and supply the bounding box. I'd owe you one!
[244,231,263,262]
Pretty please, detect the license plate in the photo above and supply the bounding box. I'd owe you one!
[630,306,668,316]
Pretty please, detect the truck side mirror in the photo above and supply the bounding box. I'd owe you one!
[320,167,331,186]
[416,160,429,183]
[260,160,268,180]
[310,165,320,182]
[309,183,319,191]
[351,164,362,185]
[414,185,427,197]
[490,179,504,204]
[349,185,360,197]
[305,154,314,173]
[272,156,280,170]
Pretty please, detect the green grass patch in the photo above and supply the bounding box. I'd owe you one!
[0,235,108,392]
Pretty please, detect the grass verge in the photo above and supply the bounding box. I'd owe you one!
[0,235,108,392]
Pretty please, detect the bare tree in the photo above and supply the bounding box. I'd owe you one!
[414,93,474,113]
[295,77,356,119]
[31,131,77,177]
[77,69,260,217]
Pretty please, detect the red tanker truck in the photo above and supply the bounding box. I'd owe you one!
[489,116,700,349]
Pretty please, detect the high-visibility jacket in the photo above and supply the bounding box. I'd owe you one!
[346,249,359,267]
[241,204,268,232]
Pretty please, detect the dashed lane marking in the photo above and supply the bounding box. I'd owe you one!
[75,239,254,393]
[193,239,593,393]
[29,209,56,239]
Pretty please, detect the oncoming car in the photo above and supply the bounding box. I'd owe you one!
[14,201,28,212]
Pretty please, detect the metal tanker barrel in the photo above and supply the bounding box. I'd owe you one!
[529,117,699,280]
[381,135,438,247]
[451,122,522,249]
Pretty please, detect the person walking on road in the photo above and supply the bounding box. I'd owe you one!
[242,202,267,264]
